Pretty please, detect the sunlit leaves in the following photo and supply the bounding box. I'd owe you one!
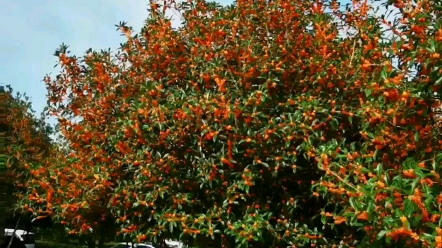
[17,0,442,247]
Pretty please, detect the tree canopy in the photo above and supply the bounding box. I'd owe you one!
[18,0,442,247]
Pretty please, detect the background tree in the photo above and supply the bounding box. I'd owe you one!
[0,85,53,247]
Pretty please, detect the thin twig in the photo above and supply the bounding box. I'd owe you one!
[325,168,360,193]
[349,40,357,67]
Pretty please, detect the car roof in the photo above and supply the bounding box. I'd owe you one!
[115,243,155,248]
[4,229,35,242]
[4,229,35,236]
[114,240,183,248]
[165,240,184,248]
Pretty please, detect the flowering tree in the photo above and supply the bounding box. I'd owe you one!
[0,85,52,246]
[21,0,442,247]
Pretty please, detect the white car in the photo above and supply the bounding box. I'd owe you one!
[165,240,184,248]
[111,240,184,248]
[111,243,155,248]
[4,229,35,248]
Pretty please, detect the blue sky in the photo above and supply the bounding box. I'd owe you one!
[1,0,155,114]
[2,0,364,116]
[1,0,232,115]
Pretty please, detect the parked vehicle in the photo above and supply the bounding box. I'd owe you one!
[110,243,155,248]
[110,240,183,248]
[3,229,35,248]
[164,240,183,248]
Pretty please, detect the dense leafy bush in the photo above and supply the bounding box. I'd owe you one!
[19,0,442,247]
[1,85,52,245]
[7,86,52,180]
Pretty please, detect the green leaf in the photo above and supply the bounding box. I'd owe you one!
[431,39,437,53]
[377,230,387,240]
[404,199,414,217]
[381,68,388,80]
[414,168,424,178]
[414,132,420,141]
[321,215,326,225]
[349,198,360,211]
[169,222,174,233]
[436,154,442,163]
[376,163,383,177]
[411,178,420,192]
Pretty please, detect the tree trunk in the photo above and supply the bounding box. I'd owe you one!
[0,186,6,247]
[87,236,95,248]
[97,234,105,248]
[0,178,13,248]
[87,239,96,248]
